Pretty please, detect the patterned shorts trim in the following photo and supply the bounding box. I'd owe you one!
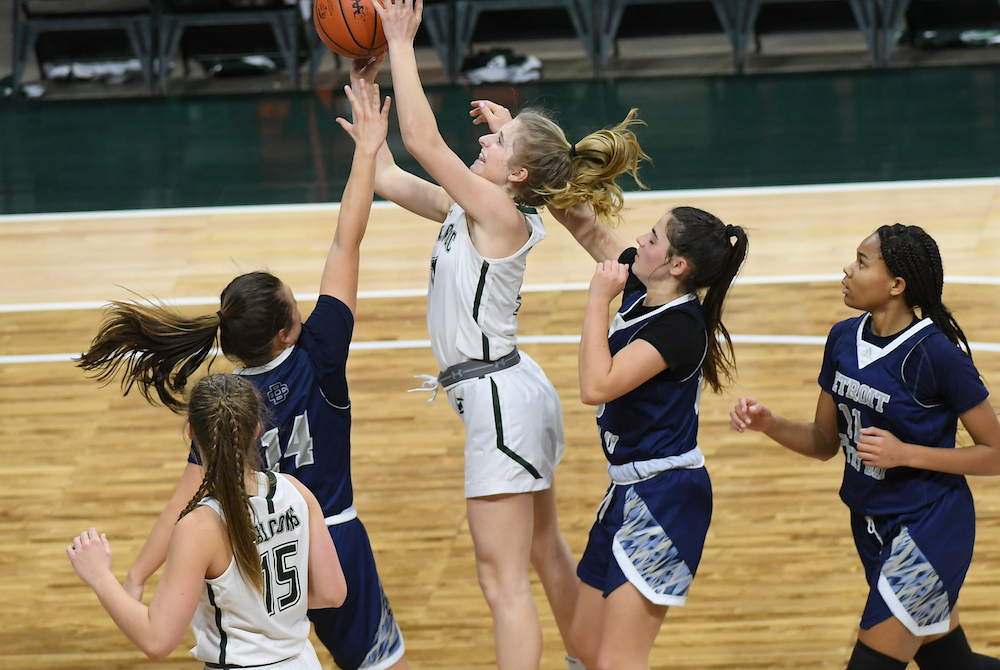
[876,526,951,636]
[357,590,405,670]
[611,487,694,606]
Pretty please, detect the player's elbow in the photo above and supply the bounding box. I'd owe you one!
[310,580,347,609]
[580,384,613,406]
[326,578,347,608]
[142,639,178,661]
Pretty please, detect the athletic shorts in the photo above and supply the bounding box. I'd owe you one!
[200,641,323,670]
[308,517,405,670]
[852,481,975,636]
[445,351,565,498]
[577,467,712,606]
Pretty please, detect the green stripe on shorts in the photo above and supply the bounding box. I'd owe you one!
[490,378,542,479]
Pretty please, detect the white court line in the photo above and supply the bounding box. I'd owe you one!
[2,274,999,314]
[7,335,1000,365]
[3,176,1000,223]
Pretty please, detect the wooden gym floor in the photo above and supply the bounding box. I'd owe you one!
[1,180,999,669]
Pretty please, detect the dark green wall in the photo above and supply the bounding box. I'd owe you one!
[3,65,1000,214]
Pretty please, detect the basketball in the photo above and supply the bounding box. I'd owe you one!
[314,0,388,60]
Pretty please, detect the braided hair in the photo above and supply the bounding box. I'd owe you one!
[876,224,972,357]
[666,207,749,393]
[180,374,266,594]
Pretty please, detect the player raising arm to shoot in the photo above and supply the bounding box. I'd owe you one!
[77,81,410,670]
[356,1,647,666]
[731,224,1000,670]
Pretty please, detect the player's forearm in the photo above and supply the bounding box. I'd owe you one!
[91,572,177,660]
[128,463,203,593]
[550,205,625,262]
[127,502,183,589]
[903,443,1000,476]
[763,416,841,461]
[387,44,444,157]
[335,150,377,250]
[578,297,614,405]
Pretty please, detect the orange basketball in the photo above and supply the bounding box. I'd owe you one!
[314,0,387,59]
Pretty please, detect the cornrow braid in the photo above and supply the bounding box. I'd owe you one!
[877,224,972,357]
[182,374,266,594]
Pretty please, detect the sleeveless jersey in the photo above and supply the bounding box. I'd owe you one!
[597,288,707,467]
[191,472,314,667]
[224,296,354,519]
[819,314,988,516]
[426,203,544,369]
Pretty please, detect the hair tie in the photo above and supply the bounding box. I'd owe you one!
[216,310,224,323]
[725,224,736,238]
[569,143,578,157]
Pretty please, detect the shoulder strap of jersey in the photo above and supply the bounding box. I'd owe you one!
[609,293,697,338]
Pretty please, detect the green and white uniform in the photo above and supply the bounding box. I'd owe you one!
[427,203,564,498]
[191,472,320,670]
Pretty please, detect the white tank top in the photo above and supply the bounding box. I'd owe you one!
[426,203,545,369]
[190,472,316,668]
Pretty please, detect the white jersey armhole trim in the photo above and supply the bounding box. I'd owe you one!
[460,206,546,263]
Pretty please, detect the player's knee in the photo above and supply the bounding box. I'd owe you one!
[476,565,531,610]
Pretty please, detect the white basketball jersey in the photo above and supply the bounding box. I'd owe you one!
[191,472,316,668]
[427,203,545,369]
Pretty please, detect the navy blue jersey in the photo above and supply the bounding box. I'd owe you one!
[191,295,354,518]
[596,251,708,466]
[818,314,988,516]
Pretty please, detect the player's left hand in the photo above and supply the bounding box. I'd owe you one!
[470,100,513,133]
[337,79,392,154]
[857,427,911,469]
[67,527,113,587]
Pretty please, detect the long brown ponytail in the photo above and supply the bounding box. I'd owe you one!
[181,373,265,594]
[667,207,749,393]
[77,271,293,412]
[510,108,648,223]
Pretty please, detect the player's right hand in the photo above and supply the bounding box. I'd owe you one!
[730,397,772,433]
[67,527,113,587]
[350,53,386,92]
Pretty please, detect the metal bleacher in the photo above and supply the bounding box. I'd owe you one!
[11,0,1000,93]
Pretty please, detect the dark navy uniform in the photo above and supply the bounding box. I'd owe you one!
[819,314,988,636]
[577,248,713,606]
[191,296,404,670]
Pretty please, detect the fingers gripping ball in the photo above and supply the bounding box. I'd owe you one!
[314,0,388,59]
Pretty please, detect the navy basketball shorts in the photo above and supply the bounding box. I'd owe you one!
[852,482,975,636]
[577,467,712,606]
[308,517,404,670]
